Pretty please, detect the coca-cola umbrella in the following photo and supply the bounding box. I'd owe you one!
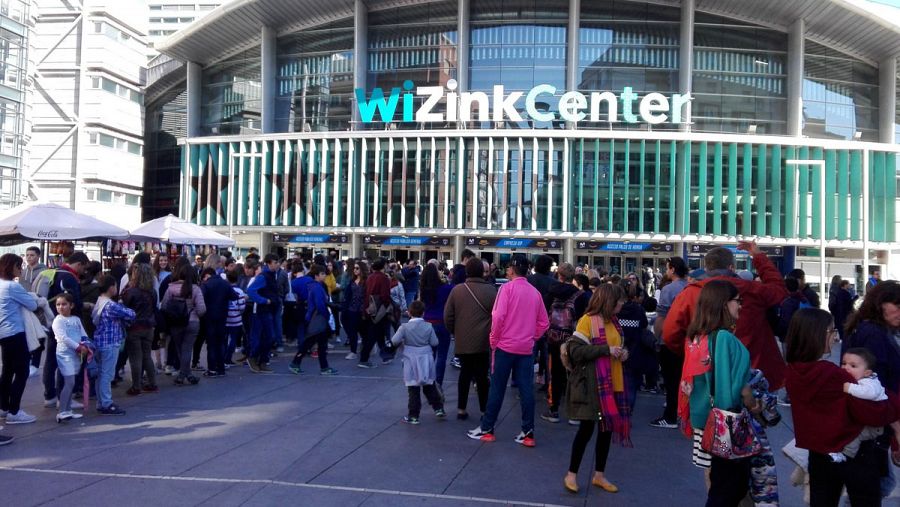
[128,214,235,247]
[0,202,130,246]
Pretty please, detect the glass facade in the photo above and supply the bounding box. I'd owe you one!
[144,88,187,220]
[577,1,680,129]
[201,46,262,135]
[469,0,568,129]
[276,19,354,132]
[803,41,879,141]
[692,13,787,135]
[367,1,457,129]
[184,134,899,244]
[0,6,27,210]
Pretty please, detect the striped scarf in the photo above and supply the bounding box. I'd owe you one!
[590,315,633,447]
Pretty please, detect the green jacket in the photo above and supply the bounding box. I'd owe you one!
[564,334,611,421]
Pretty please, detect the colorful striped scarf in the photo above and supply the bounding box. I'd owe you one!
[589,315,632,447]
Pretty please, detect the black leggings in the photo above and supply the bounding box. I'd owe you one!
[293,331,329,369]
[569,420,612,474]
[0,332,30,414]
[456,352,490,413]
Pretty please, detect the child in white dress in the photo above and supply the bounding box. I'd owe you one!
[52,293,88,423]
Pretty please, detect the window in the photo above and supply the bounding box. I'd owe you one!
[125,194,140,206]
[91,131,142,155]
[150,5,162,10]
[91,76,142,104]
[96,189,113,202]
[86,189,95,200]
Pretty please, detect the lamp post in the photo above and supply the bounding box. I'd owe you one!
[786,159,826,305]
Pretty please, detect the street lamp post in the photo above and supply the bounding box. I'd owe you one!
[786,159,826,305]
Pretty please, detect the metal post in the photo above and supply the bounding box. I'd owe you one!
[261,26,277,134]
[566,0,580,130]
[352,0,367,129]
[186,62,202,138]
[678,0,694,132]
[457,0,469,94]
[787,19,805,137]
[879,57,897,144]
[787,159,826,304]
[862,149,870,294]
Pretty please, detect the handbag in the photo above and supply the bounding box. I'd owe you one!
[307,309,330,336]
[700,331,762,459]
[367,295,389,324]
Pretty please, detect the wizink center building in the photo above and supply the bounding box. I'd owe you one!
[152,0,900,291]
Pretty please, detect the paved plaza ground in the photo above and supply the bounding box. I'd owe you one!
[0,342,855,506]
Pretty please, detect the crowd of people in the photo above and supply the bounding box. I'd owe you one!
[0,242,898,506]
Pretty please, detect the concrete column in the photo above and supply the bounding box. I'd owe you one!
[678,0,694,132]
[260,231,273,255]
[261,26,277,134]
[452,235,465,264]
[457,0,469,93]
[350,233,362,257]
[566,0,580,129]
[186,61,202,137]
[352,0,368,129]
[787,18,805,137]
[563,238,575,264]
[879,56,897,144]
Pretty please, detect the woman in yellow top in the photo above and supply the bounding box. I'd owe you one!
[563,283,632,495]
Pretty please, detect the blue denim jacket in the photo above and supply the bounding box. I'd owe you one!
[0,279,38,339]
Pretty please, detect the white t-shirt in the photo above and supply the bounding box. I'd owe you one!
[847,374,888,402]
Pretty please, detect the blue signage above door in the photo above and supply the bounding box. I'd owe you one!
[689,244,783,256]
[466,237,561,249]
[363,235,452,247]
[575,241,673,253]
[273,234,347,244]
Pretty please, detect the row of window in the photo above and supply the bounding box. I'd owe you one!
[150,4,216,11]
[92,21,144,52]
[150,30,177,37]
[90,76,143,105]
[85,188,140,206]
[150,17,195,24]
[89,132,142,155]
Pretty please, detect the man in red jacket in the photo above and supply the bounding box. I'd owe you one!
[359,258,393,368]
[662,241,788,390]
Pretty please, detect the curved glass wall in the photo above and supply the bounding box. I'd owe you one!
[201,46,262,135]
[366,1,458,129]
[577,1,680,130]
[692,13,787,135]
[803,41,878,141]
[276,19,354,133]
[469,0,568,129]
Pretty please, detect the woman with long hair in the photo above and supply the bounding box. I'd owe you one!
[161,261,206,385]
[787,307,897,505]
[153,254,171,283]
[342,260,368,359]
[121,263,158,395]
[678,280,758,506]
[563,283,630,495]
[420,262,453,385]
[0,253,39,429]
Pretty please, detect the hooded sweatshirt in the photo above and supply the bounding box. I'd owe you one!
[785,360,897,453]
[490,277,549,355]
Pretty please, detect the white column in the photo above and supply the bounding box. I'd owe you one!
[566,0,580,130]
[787,18,805,137]
[352,0,367,128]
[863,149,870,294]
[261,26,277,134]
[564,238,575,264]
[457,0,469,94]
[678,0,694,132]
[879,57,897,144]
[186,61,202,138]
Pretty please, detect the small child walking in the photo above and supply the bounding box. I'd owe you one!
[390,300,445,424]
[51,293,88,422]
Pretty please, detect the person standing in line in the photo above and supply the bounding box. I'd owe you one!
[392,300,445,424]
[290,259,315,354]
[91,275,136,415]
[866,270,881,293]
[153,253,171,284]
[162,263,207,384]
[224,268,247,365]
[0,253,39,429]
[563,283,631,495]
[359,259,392,369]
[829,275,855,342]
[289,265,338,375]
[616,280,649,411]
[650,256,688,428]
[21,246,46,376]
[42,252,88,409]
[51,293,87,422]
[467,255,549,447]
[444,257,497,420]
[402,260,421,308]
[272,257,290,353]
[788,268,820,309]
[245,254,279,373]
[388,269,407,334]
[121,264,158,395]
[528,254,558,388]
[201,267,234,378]
[421,263,453,385]
[342,260,367,360]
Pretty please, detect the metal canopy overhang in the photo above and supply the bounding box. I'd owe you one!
[156,0,900,67]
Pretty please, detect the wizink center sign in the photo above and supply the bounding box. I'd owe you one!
[355,79,691,125]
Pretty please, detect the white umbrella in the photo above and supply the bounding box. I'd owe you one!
[0,202,130,245]
[128,215,235,247]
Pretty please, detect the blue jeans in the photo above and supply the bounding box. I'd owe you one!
[480,348,535,434]
[404,289,418,308]
[432,322,451,386]
[95,344,120,409]
[225,326,242,362]
[273,302,284,347]
[250,311,275,364]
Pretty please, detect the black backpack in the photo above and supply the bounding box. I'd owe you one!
[161,296,190,328]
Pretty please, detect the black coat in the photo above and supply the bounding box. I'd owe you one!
[202,275,234,323]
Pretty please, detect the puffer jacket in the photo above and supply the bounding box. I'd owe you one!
[564,334,611,421]
[444,277,497,354]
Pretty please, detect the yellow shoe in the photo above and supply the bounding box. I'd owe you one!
[591,477,618,493]
[563,476,579,494]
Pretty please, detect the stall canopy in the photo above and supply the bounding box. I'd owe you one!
[0,202,130,246]
[128,215,235,247]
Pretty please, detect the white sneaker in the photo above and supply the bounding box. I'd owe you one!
[6,410,36,424]
[43,397,57,408]
[29,366,39,377]
[345,353,358,360]
[70,399,84,410]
